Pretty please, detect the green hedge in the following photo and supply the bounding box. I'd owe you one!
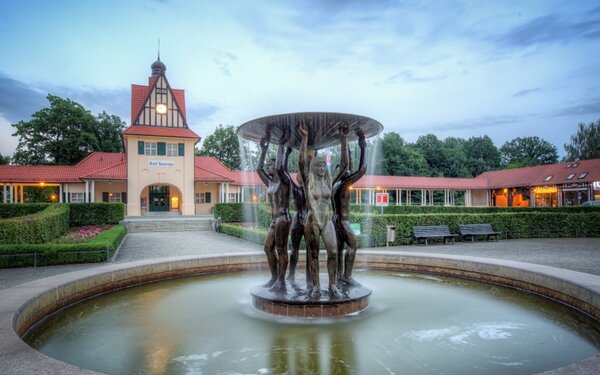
[69,203,125,226]
[221,223,376,249]
[0,204,69,244]
[0,224,126,268]
[350,204,600,214]
[214,203,272,226]
[349,211,600,246]
[0,203,50,218]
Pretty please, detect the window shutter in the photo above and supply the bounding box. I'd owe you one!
[102,192,109,202]
[205,192,211,203]
[138,141,144,155]
[122,192,127,204]
[178,143,185,156]
[157,142,166,155]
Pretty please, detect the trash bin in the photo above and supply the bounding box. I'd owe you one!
[386,225,396,246]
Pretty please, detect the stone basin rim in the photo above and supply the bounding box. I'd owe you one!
[1,250,600,375]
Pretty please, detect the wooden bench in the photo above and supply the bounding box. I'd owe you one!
[412,225,458,246]
[459,224,500,243]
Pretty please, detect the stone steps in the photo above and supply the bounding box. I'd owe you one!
[122,219,213,233]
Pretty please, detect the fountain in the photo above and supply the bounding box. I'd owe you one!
[1,112,600,374]
[237,112,383,317]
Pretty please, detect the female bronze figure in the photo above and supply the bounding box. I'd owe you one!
[285,146,306,284]
[256,128,292,292]
[298,120,341,298]
[332,124,367,286]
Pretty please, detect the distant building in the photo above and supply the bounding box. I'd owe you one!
[1,59,599,212]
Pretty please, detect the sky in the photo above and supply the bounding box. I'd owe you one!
[1,0,599,158]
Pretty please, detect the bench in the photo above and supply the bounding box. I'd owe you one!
[459,224,500,243]
[412,225,458,246]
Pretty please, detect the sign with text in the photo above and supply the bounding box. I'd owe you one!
[376,192,389,206]
[149,160,175,168]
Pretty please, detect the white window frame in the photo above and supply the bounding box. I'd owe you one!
[109,192,122,203]
[228,192,237,203]
[166,143,178,157]
[70,192,84,203]
[145,142,157,156]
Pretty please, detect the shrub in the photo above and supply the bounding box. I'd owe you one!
[350,204,600,214]
[69,203,125,226]
[0,203,49,218]
[214,202,272,227]
[0,204,69,244]
[348,211,600,246]
[0,225,126,268]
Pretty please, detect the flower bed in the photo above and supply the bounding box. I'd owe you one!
[58,225,113,243]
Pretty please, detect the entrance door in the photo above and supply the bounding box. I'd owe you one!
[149,185,170,212]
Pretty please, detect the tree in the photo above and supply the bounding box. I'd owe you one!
[0,152,10,165]
[381,132,429,176]
[442,137,471,177]
[413,134,446,176]
[11,94,124,165]
[196,124,241,170]
[564,119,600,161]
[463,135,501,176]
[500,136,558,168]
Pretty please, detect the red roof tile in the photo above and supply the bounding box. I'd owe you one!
[122,125,200,140]
[81,161,127,180]
[194,156,233,182]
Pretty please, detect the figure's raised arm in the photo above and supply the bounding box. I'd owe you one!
[297,119,310,185]
[256,136,271,186]
[347,129,367,185]
[277,126,291,184]
[334,122,350,183]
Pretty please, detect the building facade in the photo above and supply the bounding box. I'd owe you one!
[1,59,599,212]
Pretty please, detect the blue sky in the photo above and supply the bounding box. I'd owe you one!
[1,0,599,158]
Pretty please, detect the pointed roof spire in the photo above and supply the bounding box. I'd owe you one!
[151,38,166,76]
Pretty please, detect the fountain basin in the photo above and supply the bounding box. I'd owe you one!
[2,251,600,374]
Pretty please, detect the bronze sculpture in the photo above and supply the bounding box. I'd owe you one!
[239,112,382,314]
[332,123,367,286]
[298,119,341,298]
[256,128,292,292]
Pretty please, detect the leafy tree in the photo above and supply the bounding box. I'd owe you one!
[11,94,124,165]
[414,134,446,176]
[95,112,126,153]
[0,152,10,165]
[564,119,600,161]
[464,135,501,176]
[381,132,429,176]
[500,136,558,168]
[442,137,471,177]
[196,124,241,170]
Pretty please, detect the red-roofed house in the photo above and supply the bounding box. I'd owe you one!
[2,58,599,212]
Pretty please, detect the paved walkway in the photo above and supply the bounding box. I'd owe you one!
[1,232,599,290]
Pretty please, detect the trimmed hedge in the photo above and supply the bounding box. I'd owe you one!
[0,203,49,218]
[0,224,126,268]
[221,223,376,249]
[214,202,272,226]
[69,203,125,226]
[350,204,600,214]
[349,211,600,246]
[0,204,69,244]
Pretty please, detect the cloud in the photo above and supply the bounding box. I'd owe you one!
[513,87,541,97]
[494,11,600,49]
[0,71,131,124]
[382,70,447,85]
[555,97,600,117]
[0,72,47,123]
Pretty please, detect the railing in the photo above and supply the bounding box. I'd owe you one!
[0,248,110,267]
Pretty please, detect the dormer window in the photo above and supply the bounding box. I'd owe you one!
[572,162,579,168]
[544,175,553,182]
[566,164,573,169]
[566,173,575,180]
[578,172,588,179]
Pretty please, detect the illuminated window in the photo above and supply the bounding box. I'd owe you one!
[578,172,588,179]
[566,173,575,180]
[70,192,84,203]
[109,192,122,203]
[544,175,553,182]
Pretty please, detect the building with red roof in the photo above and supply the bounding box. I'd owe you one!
[1,59,599,213]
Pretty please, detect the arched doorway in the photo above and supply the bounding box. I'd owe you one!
[140,184,183,215]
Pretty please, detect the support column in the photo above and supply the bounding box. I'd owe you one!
[396,189,400,205]
[91,181,95,203]
[2,184,5,203]
[421,189,425,206]
[10,184,14,203]
[59,184,63,203]
[84,180,89,203]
